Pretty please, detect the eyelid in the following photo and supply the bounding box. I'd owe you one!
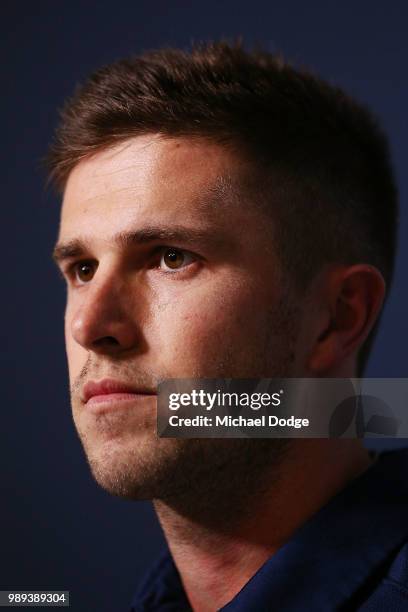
[62,259,97,284]
[156,246,198,272]
[59,246,201,282]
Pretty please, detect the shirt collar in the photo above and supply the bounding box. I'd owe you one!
[131,449,408,611]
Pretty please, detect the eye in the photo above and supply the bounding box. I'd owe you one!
[159,248,195,272]
[70,260,97,284]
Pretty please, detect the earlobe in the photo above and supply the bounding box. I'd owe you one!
[307,265,386,375]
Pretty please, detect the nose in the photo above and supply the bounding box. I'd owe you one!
[70,267,144,355]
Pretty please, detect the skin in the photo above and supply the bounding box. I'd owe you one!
[55,134,385,611]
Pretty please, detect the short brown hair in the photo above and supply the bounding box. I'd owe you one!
[46,41,398,375]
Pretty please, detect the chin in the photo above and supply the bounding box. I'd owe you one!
[84,449,157,500]
[79,432,185,500]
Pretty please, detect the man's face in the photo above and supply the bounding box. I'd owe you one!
[57,135,302,500]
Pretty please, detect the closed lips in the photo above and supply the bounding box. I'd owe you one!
[82,379,156,403]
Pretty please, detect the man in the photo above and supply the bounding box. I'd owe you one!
[48,42,407,610]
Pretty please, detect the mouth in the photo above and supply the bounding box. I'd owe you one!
[82,378,157,407]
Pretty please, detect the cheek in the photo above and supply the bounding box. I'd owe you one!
[149,279,264,370]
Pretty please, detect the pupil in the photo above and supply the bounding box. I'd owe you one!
[79,264,91,278]
[165,249,183,268]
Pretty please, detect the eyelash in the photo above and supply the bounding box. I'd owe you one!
[63,247,198,284]
[65,260,96,283]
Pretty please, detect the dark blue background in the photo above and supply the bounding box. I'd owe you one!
[2,2,407,611]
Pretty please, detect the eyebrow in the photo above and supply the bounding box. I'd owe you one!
[52,225,225,265]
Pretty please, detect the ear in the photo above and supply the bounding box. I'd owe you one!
[307,264,386,374]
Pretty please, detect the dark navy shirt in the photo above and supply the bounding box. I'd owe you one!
[130,449,408,611]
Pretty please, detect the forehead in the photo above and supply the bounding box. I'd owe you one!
[60,135,252,237]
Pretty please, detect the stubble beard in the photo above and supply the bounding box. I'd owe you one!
[71,293,299,523]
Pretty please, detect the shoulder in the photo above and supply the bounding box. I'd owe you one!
[359,541,408,610]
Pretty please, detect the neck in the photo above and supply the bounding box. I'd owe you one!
[154,440,373,612]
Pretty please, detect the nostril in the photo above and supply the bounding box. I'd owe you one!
[93,336,120,347]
